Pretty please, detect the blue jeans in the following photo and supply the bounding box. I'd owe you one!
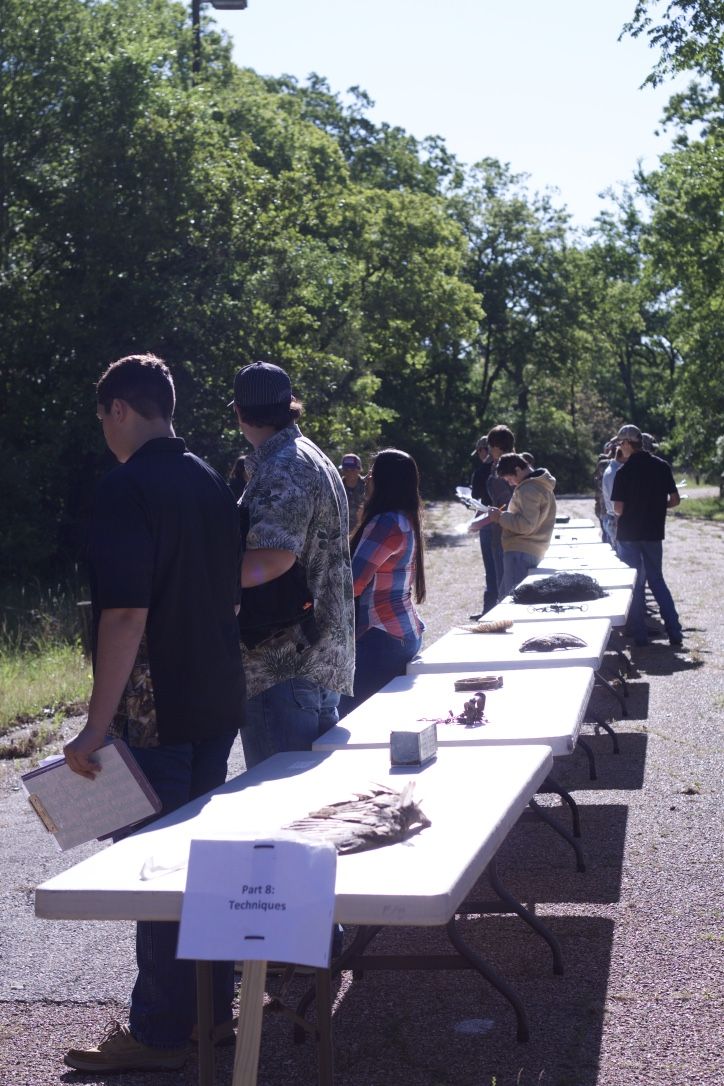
[338,626,423,719]
[124,732,238,1047]
[617,540,682,643]
[241,678,340,770]
[499,551,540,600]
[602,513,617,546]
[478,525,499,613]
[488,523,504,602]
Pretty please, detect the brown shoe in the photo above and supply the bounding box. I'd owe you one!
[64,1020,188,1072]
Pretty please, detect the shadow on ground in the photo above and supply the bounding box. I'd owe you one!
[426,531,470,550]
[558,730,649,792]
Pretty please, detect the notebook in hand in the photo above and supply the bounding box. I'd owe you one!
[21,739,161,851]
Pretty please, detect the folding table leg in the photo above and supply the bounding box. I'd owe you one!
[195,960,216,1086]
[609,629,634,676]
[575,736,598,780]
[542,774,581,837]
[528,799,586,872]
[594,670,628,716]
[590,715,621,754]
[294,926,380,1042]
[445,915,529,1043]
[487,858,564,976]
[314,968,335,1086]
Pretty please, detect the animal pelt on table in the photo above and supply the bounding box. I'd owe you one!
[511,572,607,604]
[520,632,588,652]
[284,782,431,854]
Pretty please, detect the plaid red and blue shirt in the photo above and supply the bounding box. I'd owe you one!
[352,511,425,640]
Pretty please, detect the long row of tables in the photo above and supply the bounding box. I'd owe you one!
[302,517,633,1065]
[35,517,633,1085]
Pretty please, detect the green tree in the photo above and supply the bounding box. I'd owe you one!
[639,132,724,472]
[624,0,724,473]
[0,0,485,574]
[450,161,582,456]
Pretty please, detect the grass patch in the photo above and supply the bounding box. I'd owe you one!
[672,496,724,522]
[0,642,91,741]
[0,571,92,747]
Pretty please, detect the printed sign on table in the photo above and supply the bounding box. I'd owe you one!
[177,833,337,968]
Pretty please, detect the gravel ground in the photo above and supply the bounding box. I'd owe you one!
[1,494,722,1086]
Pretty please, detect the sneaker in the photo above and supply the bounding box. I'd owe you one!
[64,1021,188,1072]
[469,612,484,621]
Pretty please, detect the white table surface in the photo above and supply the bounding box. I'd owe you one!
[536,552,628,573]
[407,617,612,674]
[554,518,595,529]
[35,746,553,928]
[486,587,632,628]
[520,567,637,590]
[313,667,595,758]
[545,540,618,555]
[549,527,600,544]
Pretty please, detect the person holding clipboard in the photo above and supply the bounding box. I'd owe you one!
[63,355,245,1073]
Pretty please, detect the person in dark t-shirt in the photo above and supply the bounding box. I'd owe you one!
[469,436,497,617]
[63,355,244,1074]
[478,424,515,614]
[339,452,366,534]
[611,423,683,648]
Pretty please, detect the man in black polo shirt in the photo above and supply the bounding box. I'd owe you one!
[611,423,683,648]
[63,355,245,1073]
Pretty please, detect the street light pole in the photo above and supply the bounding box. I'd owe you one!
[191,0,248,78]
[191,0,202,77]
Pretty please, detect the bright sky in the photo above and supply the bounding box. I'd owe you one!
[210,0,685,227]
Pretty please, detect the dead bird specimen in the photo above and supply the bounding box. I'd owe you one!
[529,602,589,614]
[454,675,503,691]
[458,617,513,634]
[420,691,489,729]
[520,632,588,652]
[284,782,430,854]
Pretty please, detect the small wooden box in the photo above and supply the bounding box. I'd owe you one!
[390,721,438,767]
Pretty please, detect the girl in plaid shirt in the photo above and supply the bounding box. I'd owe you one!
[338,449,426,717]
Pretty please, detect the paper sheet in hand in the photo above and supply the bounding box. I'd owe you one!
[455,486,490,515]
[21,739,161,851]
[177,834,337,968]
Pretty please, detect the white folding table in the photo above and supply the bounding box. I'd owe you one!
[314,667,595,758]
[35,747,552,926]
[407,617,612,674]
[545,540,618,556]
[36,746,555,1079]
[549,526,600,544]
[407,616,625,742]
[553,517,595,529]
[536,552,628,574]
[486,587,632,629]
[315,667,596,864]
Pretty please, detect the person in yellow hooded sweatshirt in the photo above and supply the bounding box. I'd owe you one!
[468,452,556,600]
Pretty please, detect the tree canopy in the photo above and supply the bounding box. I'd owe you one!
[1,0,722,578]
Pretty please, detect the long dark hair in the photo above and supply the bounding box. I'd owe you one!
[351,448,426,603]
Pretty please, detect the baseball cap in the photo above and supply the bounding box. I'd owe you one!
[228,361,292,408]
[472,435,489,453]
[339,453,362,470]
[615,424,642,443]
